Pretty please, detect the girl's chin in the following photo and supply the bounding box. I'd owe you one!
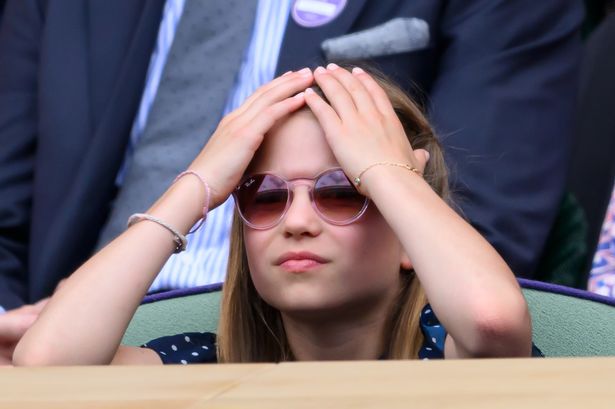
[267,294,342,317]
[271,295,369,322]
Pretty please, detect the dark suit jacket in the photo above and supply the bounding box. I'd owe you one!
[0,0,583,309]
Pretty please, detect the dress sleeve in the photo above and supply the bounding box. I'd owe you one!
[141,332,217,364]
[418,304,446,360]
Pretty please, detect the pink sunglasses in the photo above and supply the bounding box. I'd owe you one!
[233,168,370,230]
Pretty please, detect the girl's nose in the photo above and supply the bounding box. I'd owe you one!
[282,186,323,238]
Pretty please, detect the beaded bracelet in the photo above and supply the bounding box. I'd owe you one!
[127,213,187,254]
[173,170,211,234]
[353,162,423,187]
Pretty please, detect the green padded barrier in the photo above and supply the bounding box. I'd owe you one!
[523,288,615,357]
[122,291,221,347]
[122,288,615,357]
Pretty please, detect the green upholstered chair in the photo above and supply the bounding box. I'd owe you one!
[519,279,615,357]
[122,284,223,347]
[122,280,615,357]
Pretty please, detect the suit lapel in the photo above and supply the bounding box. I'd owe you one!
[276,0,368,75]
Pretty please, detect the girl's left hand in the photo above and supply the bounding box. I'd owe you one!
[304,64,430,195]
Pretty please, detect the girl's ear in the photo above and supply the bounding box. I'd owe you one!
[400,250,413,271]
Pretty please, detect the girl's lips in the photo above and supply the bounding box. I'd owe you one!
[274,251,329,265]
[275,251,329,273]
[279,258,325,273]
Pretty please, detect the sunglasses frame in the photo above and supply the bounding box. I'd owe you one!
[233,167,370,230]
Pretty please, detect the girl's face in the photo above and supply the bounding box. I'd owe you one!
[244,110,410,320]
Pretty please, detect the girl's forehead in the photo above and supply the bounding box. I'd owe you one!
[248,110,339,178]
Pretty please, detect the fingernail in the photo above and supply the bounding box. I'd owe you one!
[352,67,365,74]
[294,91,305,98]
[425,151,431,162]
[282,70,293,77]
[305,87,315,95]
[314,66,327,74]
[327,63,339,70]
[298,67,311,76]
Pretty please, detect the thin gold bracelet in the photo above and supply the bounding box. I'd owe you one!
[353,162,423,187]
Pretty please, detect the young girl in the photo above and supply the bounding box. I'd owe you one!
[13,64,533,365]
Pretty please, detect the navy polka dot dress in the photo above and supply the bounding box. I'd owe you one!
[418,304,447,360]
[143,332,217,364]
[141,304,542,364]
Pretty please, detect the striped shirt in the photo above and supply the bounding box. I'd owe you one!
[123,0,292,292]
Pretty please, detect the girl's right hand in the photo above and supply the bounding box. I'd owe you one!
[187,68,313,209]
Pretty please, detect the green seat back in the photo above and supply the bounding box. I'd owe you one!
[523,286,615,356]
[123,281,615,357]
[122,289,222,347]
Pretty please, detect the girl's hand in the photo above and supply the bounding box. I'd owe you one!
[305,64,429,196]
[0,298,48,365]
[188,68,313,208]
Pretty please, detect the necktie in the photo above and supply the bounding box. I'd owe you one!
[97,0,257,248]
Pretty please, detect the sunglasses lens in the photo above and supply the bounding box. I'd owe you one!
[236,174,288,228]
[314,170,367,223]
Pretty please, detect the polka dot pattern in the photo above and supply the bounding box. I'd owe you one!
[142,332,217,364]
[418,304,446,360]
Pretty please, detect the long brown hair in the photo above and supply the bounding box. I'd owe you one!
[217,65,449,362]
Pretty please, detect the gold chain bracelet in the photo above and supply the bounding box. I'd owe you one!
[353,162,423,187]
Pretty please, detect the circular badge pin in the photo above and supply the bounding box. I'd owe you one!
[292,0,347,28]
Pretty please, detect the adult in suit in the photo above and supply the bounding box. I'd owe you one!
[0,0,582,317]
